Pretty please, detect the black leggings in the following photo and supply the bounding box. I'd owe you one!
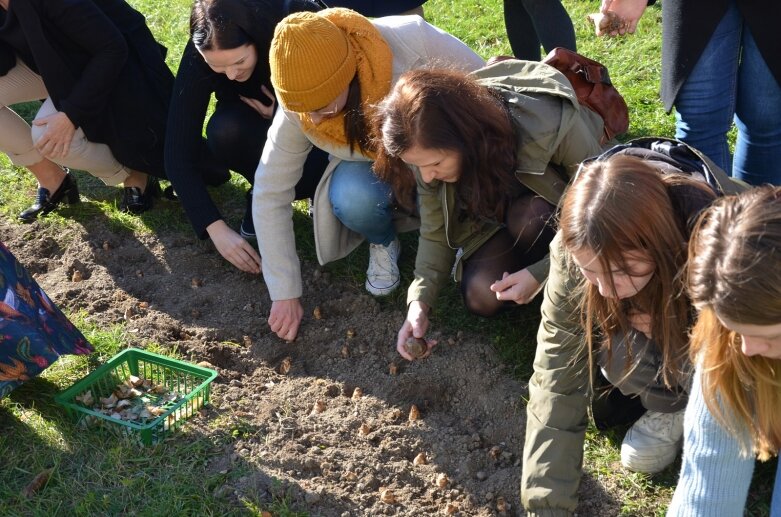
[460,193,556,317]
[204,99,329,199]
[503,0,576,60]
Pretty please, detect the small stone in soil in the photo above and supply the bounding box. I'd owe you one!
[413,452,427,465]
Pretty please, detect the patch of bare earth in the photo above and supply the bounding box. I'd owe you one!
[1,218,620,516]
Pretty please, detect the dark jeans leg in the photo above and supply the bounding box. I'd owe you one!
[504,0,576,60]
[206,100,330,235]
[206,99,270,183]
[591,368,646,430]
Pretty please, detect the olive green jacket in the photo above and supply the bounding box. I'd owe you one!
[406,60,604,308]
[521,141,747,516]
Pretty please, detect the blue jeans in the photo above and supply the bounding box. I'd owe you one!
[772,460,781,517]
[329,160,396,246]
[674,2,781,185]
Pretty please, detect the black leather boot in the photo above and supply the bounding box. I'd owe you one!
[239,188,255,239]
[119,176,161,214]
[18,169,80,223]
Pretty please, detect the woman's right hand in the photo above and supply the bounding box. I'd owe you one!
[396,301,437,360]
[599,0,648,35]
[206,219,262,274]
[269,298,303,342]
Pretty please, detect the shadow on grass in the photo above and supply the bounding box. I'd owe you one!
[1,376,301,516]
[0,374,394,517]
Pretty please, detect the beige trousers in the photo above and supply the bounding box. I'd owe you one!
[0,59,129,185]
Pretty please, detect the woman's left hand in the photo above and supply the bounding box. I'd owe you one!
[33,112,76,158]
[490,269,543,305]
[240,85,276,119]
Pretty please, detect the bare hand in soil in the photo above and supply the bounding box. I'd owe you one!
[397,301,436,361]
[268,298,303,341]
[205,220,261,274]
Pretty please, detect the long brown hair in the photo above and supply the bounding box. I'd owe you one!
[559,155,716,387]
[372,68,517,220]
[344,76,372,155]
[687,185,781,460]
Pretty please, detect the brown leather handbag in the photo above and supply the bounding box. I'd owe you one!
[542,47,629,142]
[487,48,629,143]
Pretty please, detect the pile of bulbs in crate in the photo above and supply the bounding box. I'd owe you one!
[74,374,181,424]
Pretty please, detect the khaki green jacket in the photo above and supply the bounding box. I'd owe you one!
[521,143,746,516]
[406,60,604,308]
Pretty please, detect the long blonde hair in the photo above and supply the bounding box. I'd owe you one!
[560,155,716,387]
[688,185,781,460]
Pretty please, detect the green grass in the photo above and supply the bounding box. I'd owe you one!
[0,0,770,515]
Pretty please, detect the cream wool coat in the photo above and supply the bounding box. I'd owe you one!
[253,14,484,301]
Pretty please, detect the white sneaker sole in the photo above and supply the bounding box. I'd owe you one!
[365,278,400,297]
[620,444,679,474]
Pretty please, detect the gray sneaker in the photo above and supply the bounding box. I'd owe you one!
[620,409,684,474]
[365,238,401,296]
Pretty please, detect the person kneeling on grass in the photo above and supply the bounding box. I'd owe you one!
[0,0,173,220]
[520,141,746,516]
[253,8,484,341]
[371,62,604,361]
[667,185,781,516]
[166,0,330,275]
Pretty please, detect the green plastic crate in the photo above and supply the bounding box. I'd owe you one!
[55,348,218,445]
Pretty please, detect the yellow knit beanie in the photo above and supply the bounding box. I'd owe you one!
[270,10,357,112]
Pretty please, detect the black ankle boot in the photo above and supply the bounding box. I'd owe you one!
[239,188,255,239]
[18,169,79,223]
[119,176,161,215]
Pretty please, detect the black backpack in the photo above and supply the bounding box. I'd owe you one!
[582,136,746,196]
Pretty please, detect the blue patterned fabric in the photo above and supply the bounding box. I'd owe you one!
[0,241,93,398]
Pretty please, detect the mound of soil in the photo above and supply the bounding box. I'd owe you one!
[1,217,619,516]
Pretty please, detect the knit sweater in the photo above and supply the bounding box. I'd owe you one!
[165,41,271,238]
[667,367,780,516]
[253,15,484,302]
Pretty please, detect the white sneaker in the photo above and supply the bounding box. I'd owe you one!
[365,238,401,296]
[620,409,684,474]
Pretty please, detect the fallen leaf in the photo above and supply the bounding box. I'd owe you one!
[21,468,54,498]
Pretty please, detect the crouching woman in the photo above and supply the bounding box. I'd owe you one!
[668,185,781,516]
